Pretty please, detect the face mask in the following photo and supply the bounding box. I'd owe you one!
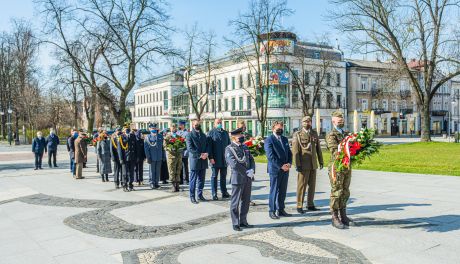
[125,129,131,134]
[73,132,79,138]
[337,123,344,129]
[216,124,222,129]
[238,136,245,143]
[275,129,283,136]
[38,135,43,139]
[195,125,201,131]
[151,129,157,134]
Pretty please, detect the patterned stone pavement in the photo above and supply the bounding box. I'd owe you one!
[1,147,460,263]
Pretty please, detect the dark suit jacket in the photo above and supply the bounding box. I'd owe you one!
[264,134,292,175]
[207,128,231,168]
[186,130,209,171]
[32,137,47,154]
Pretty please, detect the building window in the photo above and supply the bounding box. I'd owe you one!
[160,106,162,116]
[326,93,333,108]
[163,91,168,110]
[200,83,203,95]
[361,77,368,90]
[232,76,236,90]
[326,73,331,86]
[372,99,378,109]
[336,94,342,108]
[239,96,243,110]
[303,71,309,85]
[361,99,368,111]
[211,100,215,113]
[247,96,251,110]
[218,99,222,112]
[247,120,253,135]
[315,72,320,84]
[336,73,341,86]
[392,100,397,111]
[224,121,229,130]
[383,100,388,111]
[306,94,311,106]
[231,120,237,130]
[232,97,236,110]
[247,73,251,87]
[217,79,221,92]
[205,101,209,113]
[224,98,228,111]
[292,86,299,106]
[224,78,228,91]
[239,74,243,89]
[371,79,377,90]
[314,51,320,59]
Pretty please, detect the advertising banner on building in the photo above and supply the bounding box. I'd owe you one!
[260,39,295,54]
[268,69,290,85]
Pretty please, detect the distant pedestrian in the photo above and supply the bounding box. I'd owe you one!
[46,128,60,168]
[74,130,88,179]
[67,129,78,177]
[97,131,112,182]
[111,128,122,188]
[32,131,47,170]
[93,128,102,173]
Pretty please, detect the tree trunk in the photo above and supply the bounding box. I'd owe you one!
[116,95,127,125]
[420,102,431,142]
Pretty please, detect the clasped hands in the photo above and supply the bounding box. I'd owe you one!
[281,163,291,172]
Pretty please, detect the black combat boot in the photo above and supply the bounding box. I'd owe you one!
[332,210,345,229]
[105,174,109,182]
[339,208,356,226]
[102,175,106,182]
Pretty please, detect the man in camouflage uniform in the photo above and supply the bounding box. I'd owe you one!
[164,124,183,192]
[292,116,323,214]
[326,111,355,229]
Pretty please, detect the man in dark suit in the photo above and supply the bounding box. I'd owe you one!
[186,119,209,204]
[207,118,231,200]
[110,128,122,189]
[46,128,60,168]
[32,131,47,170]
[117,125,137,191]
[225,127,255,231]
[264,121,292,219]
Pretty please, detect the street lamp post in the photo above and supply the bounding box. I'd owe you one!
[7,107,12,146]
[0,109,4,139]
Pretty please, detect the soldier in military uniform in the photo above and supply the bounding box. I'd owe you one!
[225,127,255,231]
[292,116,323,214]
[110,128,122,189]
[164,124,183,192]
[326,111,355,229]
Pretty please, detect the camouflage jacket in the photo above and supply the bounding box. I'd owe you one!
[325,127,350,163]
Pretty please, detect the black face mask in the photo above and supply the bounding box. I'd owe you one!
[194,125,201,130]
[238,136,245,143]
[275,129,283,136]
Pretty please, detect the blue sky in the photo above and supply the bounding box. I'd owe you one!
[0,0,346,81]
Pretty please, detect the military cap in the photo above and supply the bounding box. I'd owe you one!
[302,116,312,122]
[230,127,244,136]
[331,111,344,118]
[148,123,158,128]
[178,120,186,125]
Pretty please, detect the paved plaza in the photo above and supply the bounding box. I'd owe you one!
[0,144,459,264]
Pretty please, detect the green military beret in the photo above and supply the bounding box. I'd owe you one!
[331,111,343,118]
[302,116,312,122]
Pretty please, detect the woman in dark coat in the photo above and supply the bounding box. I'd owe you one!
[134,129,146,185]
[97,131,112,182]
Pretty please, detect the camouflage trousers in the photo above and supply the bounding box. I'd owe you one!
[167,153,183,183]
[328,165,351,210]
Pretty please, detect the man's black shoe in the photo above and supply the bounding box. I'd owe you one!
[154,184,160,189]
[49,165,52,168]
[297,208,306,214]
[212,196,218,201]
[308,206,320,211]
[269,212,280,219]
[233,225,242,231]
[39,167,43,170]
[190,198,198,204]
[54,165,58,167]
[198,195,207,201]
[222,192,230,198]
[123,186,129,192]
[278,209,292,217]
[34,168,38,170]
[240,223,253,228]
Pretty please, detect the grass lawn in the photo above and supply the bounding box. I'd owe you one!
[253,142,460,176]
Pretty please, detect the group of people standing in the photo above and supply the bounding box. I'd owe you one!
[31,128,60,170]
[32,110,354,231]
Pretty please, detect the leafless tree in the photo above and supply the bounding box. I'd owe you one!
[38,0,175,125]
[331,0,460,141]
[227,0,293,136]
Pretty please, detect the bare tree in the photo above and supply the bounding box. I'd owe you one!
[331,0,460,141]
[227,0,293,136]
[0,33,15,139]
[283,37,342,116]
[180,25,216,121]
[38,0,175,125]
